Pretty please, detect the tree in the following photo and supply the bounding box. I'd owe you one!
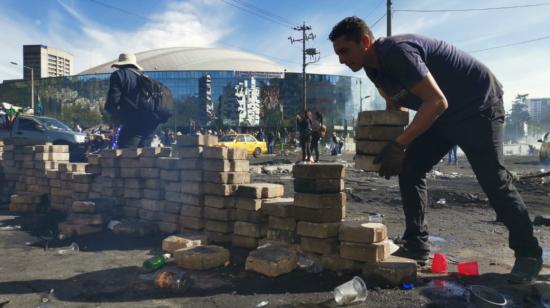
[505,94,530,143]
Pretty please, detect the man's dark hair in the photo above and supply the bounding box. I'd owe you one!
[329,16,374,43]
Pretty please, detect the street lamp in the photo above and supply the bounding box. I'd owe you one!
[10,61,34,114]
[356,79,371,112]
[360,95,371,112]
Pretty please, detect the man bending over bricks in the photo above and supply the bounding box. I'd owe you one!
[329,16,542,284]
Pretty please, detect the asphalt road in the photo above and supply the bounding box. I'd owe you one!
[0,153,548,307]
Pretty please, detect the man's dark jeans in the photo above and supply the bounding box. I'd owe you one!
[399,102,542,258]
[300,135,311,161]
[118,127,154,149]
[310,132,321,162]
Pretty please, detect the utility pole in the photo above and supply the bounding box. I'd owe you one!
[387,0,392,36]
[289,22,319,111]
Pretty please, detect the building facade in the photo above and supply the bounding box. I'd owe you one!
[526,98,550,122]
[1,47,383,132]
[23,45,73,80]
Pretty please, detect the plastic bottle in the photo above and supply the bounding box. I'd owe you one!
[143,253,171,272]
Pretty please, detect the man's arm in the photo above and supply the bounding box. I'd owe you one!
[104,72,122,124]
[377,88,407,112]
[394,72,448,146]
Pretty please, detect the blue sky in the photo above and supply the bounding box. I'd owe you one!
[1,0,550,110]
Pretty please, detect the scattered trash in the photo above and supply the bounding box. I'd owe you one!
[56,242,79,256]
[256,300,269,307]
[154,270,191,290]
[534,215,550,226]
[469,285,507,307]
[0,225,21,231]
[457,261,479,276]
[143,253,171,272]
[425,280,468,301]
[333,276,367,306]
[401,282,414,290]
[432,253,448,273]
[368,213,383,223]
[107,220,121,230]
[429,236,447,243]
[297,254,323,273]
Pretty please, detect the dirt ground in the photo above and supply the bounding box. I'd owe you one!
[0,153,549,307]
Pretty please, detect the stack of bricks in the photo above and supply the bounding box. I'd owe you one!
[9,145,43,212]
[354,110,409,171]
[132,150,164,227]
[139,147,174,233]
[98,148,123,197]
[338,221,389,262]
[293,163,346,257]
[200,141,250,243]
[86,153,102,199]
[37,144,70,211]
[232,183,285,249]
[154,156,179,233]
[177,135,217,233]
[57,162,89,212]
[58,200,113,237]
[259,197,295,245]
[0,144,20,202]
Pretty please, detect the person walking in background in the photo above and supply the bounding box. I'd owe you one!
[297,111,312,162]
[447,144,458,165]
[310,111,323,162]
[267,130,275,154]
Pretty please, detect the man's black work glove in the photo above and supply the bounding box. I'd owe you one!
[373,141,406,180]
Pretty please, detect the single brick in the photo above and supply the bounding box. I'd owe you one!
[339,222,387,244]
[297,221,340,238]
[174,245,229,270]
[245,244,298,277]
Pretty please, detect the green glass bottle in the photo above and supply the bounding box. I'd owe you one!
[143,253,171,272]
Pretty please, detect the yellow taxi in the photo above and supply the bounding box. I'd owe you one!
[218,134,267,157]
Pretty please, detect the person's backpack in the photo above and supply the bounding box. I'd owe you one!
[129,69,174,124]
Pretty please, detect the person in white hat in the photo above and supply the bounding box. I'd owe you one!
[104,53,159,148]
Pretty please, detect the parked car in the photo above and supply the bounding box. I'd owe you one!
[218,134,267,157]
[538,132,550,162]
[0,114,87,160]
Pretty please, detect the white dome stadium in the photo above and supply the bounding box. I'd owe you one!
[79,47,285,75]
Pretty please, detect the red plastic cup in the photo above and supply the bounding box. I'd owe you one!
[431,252,448,273]
[457,261,480,276]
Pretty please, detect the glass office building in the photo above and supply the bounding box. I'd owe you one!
[0,47,384,132]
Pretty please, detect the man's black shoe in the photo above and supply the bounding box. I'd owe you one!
[509,256,543,284]
[393,247,429,266]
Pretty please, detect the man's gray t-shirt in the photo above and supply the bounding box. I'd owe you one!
[364,34,503,124]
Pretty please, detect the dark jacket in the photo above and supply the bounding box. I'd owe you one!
[297,116,312,138]
[105,66,157,134]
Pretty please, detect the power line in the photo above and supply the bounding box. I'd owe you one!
[84,0,299,65]
[220,0,294,28]
[395,2,550,12]
[468,34,550,53]
[231,0,296,26]
[365,0,385,19]
[87,0,152,21]
[371,13,386,29]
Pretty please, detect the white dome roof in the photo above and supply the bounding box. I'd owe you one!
[79,47,285,75]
